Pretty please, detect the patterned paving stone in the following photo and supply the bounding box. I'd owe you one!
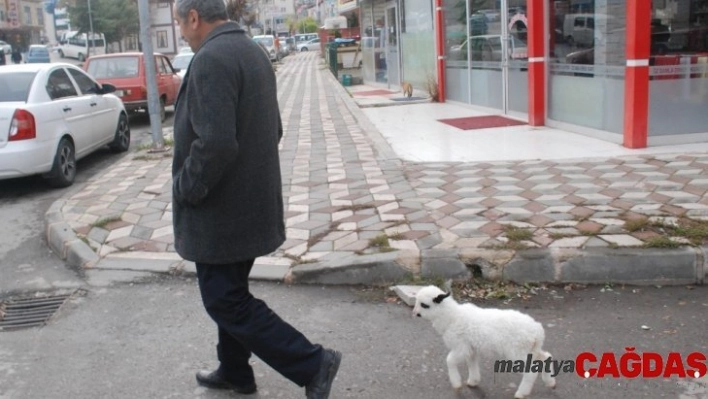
[56,53,708,265]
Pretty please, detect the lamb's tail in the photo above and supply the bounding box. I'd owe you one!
[532,346,557,389]
[529,334,556,388]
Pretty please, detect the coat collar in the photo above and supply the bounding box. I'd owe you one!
[199,21,244,50]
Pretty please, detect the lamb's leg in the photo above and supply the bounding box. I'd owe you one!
[538,350,557,388]
[514,371,539,399]
[466,350,481,387]
[446,350,465,390]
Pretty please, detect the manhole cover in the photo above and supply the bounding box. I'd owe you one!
[0,292,73,331]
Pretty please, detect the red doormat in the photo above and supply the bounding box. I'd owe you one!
[438,115,527,130]
[353,89,397,96]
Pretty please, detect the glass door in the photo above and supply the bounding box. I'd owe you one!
[445,0,529,115]
[385,5,401,88]
[506,0,529,115]
[468,1,504,109]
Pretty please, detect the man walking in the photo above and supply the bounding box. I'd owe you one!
[171,1,341,398]
[11,47,21,64]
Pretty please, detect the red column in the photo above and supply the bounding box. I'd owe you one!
[527,0,545,126]
[624,0,651,148]
[434,0,446,102]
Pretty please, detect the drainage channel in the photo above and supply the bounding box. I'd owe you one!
[0,292,73,331]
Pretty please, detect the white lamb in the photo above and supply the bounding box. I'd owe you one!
[412,285,556,398]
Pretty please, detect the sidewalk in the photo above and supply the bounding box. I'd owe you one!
[46,52,708,286]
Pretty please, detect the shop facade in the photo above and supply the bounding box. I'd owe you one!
[357,0,708,148]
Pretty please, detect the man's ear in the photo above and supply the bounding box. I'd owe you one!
[433,292,450,304]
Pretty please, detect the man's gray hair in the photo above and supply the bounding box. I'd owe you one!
[175,0,228,22]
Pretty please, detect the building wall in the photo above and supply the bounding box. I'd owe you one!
[0,0,44,49]
[150,0,179,54]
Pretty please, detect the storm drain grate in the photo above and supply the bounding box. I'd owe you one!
[0,293,72,331]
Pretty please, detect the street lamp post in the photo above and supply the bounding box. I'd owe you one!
[137,0,165,150]
[87,0,95,55]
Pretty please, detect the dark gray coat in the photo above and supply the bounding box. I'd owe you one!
[172,22,285,264]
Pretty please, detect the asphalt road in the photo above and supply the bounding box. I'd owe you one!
[0,279,706,399]
[0,110,173,295]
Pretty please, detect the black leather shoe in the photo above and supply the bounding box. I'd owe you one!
[196,369,257,394]
[305,348,342,399]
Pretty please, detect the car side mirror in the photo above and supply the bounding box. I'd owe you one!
[100,83,116,94]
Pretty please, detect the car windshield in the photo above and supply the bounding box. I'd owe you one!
[254,37,274,47]
[30,47,49,56]
[0,72,36,102]
[87,57,140,79]
[172,54,193,70]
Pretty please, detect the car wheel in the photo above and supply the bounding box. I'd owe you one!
[159,97,166,122]
[46,138,76,188]
[301,47,308,52]
[78,53,85,62]
[109,113,130,153]
[58,50,64,58]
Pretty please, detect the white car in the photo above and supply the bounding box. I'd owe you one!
[172,52,194,80]
[298,38,320,52]
[0,40,11,54]
[0,63,129,187]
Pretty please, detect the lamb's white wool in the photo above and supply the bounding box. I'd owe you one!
[413,285,556,399]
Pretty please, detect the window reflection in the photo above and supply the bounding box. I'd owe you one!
[547,0,626,134]
[649,0,708,136]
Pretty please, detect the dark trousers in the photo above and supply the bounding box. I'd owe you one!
[196,259,322,387]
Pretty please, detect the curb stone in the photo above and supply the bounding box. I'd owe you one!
[289,252,409,285]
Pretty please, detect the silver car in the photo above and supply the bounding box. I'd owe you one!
[0,40,12,54]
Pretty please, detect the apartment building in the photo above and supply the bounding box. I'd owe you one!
[0,0,47,50]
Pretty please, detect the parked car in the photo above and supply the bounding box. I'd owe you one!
[0,40,12,54]
[25,45,51,63]
[294,33,319,46]
[0,63,129,187]
[84,52,182,122]
[285,37,296,53]
[171,51,194,80]
[178,46,192,53]
[298,38,321,52]
[252,35,279,62]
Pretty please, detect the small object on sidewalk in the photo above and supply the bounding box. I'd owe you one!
[641,325,651,330]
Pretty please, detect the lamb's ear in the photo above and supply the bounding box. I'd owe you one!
[433,292,450,304]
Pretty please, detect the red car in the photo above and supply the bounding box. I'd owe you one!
[83,52,182,121]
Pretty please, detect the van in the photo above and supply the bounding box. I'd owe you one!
[563,14,611,47]
[58,31,106,61]
[252,35,279,62]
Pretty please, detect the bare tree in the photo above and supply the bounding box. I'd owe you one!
[226,0,258,35]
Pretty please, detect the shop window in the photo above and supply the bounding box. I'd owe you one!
[547,0,626,134]
[648,0,708,136]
